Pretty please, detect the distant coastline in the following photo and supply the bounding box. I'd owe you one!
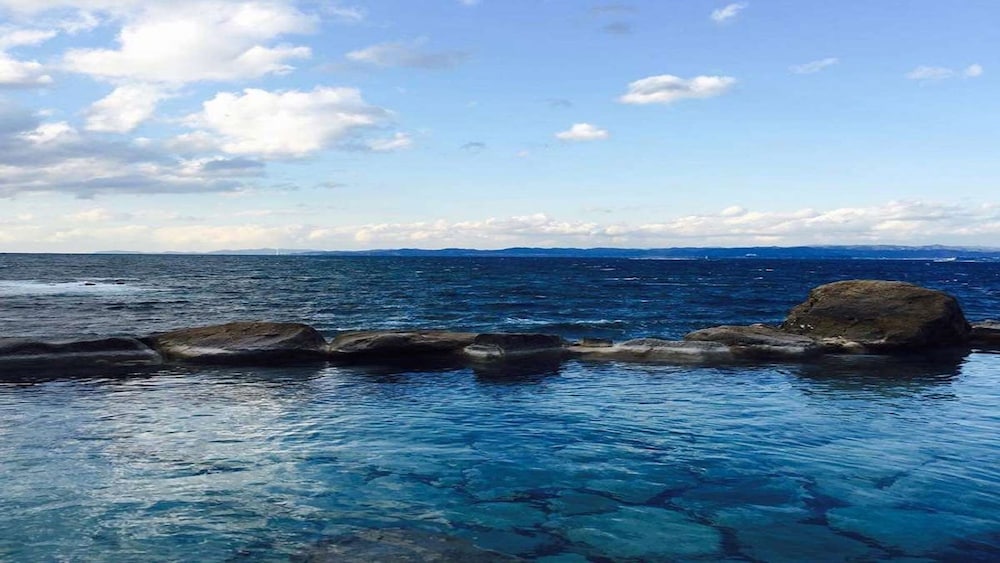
[79,245,1000,261]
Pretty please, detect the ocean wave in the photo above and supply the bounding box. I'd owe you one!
[504,317,629,329]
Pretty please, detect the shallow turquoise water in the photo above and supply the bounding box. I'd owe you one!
[2,353,998,561]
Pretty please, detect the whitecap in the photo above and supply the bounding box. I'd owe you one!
[0,280,147,296]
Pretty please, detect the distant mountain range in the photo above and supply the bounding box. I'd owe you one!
[94,245,1000,261]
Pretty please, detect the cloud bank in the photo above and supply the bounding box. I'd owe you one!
[4,201,998,252]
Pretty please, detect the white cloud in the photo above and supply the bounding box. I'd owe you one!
[711,3,746,24]
[66,207,126,222]
[790,57,838,74]
[54,10,101,33]
[366,132,413,152]
[345,39,468,69]
[152,224,303,249]
[906,66,954,80]
[324,5,365,23]
[62,1,315,84]
[0,27,57,91]
[5,201,1000,252]
[0,52,52,87]
[184,86,391,158]
[555,123,609,141]
[0,0,144,13]
[906,64,984,81]
[85,83,166,133]
[0,106,252,197]
[964,64,983,78]
[20,120,78,144]
[0,28,58,49]
[458,0,480,5]
[165,130,222,154]
[309,201,1000,249]
[619,74,735,105]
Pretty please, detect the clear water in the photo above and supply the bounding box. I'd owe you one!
[1,255,998,561]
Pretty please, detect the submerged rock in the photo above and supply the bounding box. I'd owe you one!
[464,333,567,362]
[781,280,971,352]
[143,321,327,364]
[557,506,723,560]
[0,337,161,373]
[684,324,823,360]
[329,330,478,361]
[292,528,520,562]
[570,338,735,363]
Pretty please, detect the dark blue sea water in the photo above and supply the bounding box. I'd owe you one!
[1,254,998,561]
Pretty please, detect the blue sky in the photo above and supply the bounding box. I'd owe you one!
[0,0,997,252]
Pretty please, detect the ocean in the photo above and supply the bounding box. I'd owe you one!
[1,254,998,561]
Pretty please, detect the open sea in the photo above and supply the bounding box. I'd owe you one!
[1,254,998,562]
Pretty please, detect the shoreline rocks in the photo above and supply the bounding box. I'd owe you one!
[683,324,823,360]
[464,333,568,362]
[971,321,1000,346]
[0,337,162,371]
[1,280,996,377]
[142,322,328,365]
[329,330,478,362]
[568,338,736,363]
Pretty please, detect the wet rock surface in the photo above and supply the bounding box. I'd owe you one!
[329,330,478,361]
[781,280,971,351]
[0,337,161,371]
[569,338,735,363]
[971,320,1000,346]
[464,333,568,362]
[143,322,328,364]
[684,323,823,360]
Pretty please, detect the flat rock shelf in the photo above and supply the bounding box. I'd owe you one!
[2,280,997,377]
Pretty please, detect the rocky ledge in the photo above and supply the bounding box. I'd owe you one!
[1,280,997,376]
[142,322,328,365]
[0,337,161,371]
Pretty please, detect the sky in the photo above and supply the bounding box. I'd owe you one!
[0,0,997,252]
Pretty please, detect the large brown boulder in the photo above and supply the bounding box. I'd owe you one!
[144,322,328,364]
[781,280,970,351]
